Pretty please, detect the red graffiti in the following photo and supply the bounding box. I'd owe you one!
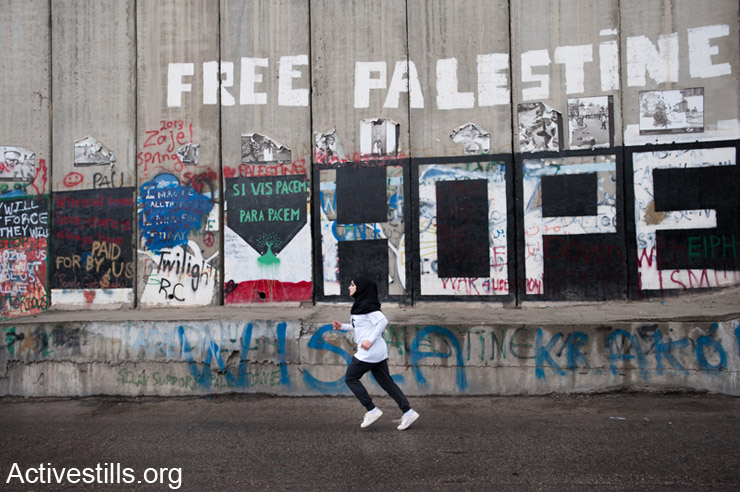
[203,232,215,248]
[143,120,192,152]
[314,152,408,166]
[183,170,218,194]
[63,172,84,188]
[138,120,193,176]
[29,159,48,196]
[83,290,96,305]
[227,160,308,178]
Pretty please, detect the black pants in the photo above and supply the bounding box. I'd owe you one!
[344,357,410,413]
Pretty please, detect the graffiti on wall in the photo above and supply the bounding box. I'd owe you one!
[54,136,128,193]
[3,320,738,394]
[51,188,134,305]
[317,121,407,299]
[522,154,626,300]
[138,172,218,306]
[2,10,739,311]
[167,23,735,116]
[314,128,347,164]
[450,123,491,155]
[0,197,49,317]
[417,159,509,296]
[137,120,195,179]
[74,136,116,167]
[224,134,312,303]
[632,146,739,293]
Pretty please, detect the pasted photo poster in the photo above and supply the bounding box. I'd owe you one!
[567,96,614,149]
[639,88,704,135]
[518,103,563,153]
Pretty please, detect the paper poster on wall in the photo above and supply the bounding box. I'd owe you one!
[314,127,347,164]
[450,122,491,154]
[567,96,613,149]
[638,88,704,135]
[359,118,400,157]
[518,103,563,153]
[0,146,35,182]
[176,143,199,165]
[74,136,115,166]
[241,134,292,164]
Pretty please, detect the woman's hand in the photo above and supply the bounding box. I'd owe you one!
[332,321,342,330]
[360,340,372,350]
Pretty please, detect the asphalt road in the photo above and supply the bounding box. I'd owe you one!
[1,393,739,491]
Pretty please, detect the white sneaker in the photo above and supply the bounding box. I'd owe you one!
[397,410,419,430]
[360,408,383,428]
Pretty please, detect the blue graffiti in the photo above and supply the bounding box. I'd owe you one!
[654,330,689,375]
[535,330,566,379]
[168,322,737,393]
[696,324,727,371]
[332,222,381,242]
[735,324,740,357]
[534,331,590,380]
[178,323,292,390]
[277,322,289,385]
[138,173,213,253]
[303,325,405,392]
[607,329,648,380]
[410,326,467,391]
[178,324,253,389]
[566,332,590,371]
[302,324,352,393]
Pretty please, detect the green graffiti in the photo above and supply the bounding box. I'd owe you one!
[384,325,406,356]
[3,327,17,356]
[257,233,282,265]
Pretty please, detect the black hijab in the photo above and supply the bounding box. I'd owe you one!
[350,275,381,314]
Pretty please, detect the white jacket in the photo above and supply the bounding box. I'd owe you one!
[341,310,389,363]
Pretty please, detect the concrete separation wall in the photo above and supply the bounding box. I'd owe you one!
[1,0,740,397]
[1,0,738,316]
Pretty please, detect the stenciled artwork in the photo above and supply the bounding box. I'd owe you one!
[359,118,400,157]
[242,133,292,164]
[314,128,347,164]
